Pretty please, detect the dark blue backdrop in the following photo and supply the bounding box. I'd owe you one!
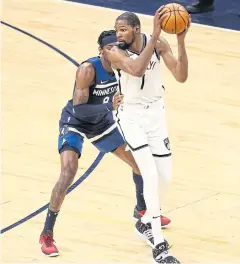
[66,0,240,30]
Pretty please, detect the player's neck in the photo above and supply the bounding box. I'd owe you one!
[129,34,144,54]
[100,56,114,75]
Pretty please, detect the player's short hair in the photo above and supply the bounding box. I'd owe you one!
[116,12,141,27]
[97,30,116,48]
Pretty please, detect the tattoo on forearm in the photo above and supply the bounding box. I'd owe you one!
[178,43,187,63]
[77,95,89,104]
[178,51,186,63]
[73,89,89,104]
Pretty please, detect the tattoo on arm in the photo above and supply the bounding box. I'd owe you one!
[72,63,93,105]
[178,51,186,62]
[178,46,186,62]
[73,87,89,105]
[179,56,183,62]
[78,95,89,103]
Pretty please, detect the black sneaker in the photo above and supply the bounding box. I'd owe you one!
[153,242,180,263]
[186,1,214,14]
[135,219,170,249]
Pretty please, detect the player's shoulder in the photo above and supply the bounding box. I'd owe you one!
[77,61,95,74]
[144,33,169,48]
[76,60,95,81]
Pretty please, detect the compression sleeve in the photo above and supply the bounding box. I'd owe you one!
[72,102,114,118]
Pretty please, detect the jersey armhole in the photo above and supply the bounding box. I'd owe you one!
[154,48,160,61]
[72,61,96,99]
[149,34,161,61]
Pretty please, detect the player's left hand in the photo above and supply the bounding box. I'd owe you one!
[113,91,124,110]
[177,15,191,42]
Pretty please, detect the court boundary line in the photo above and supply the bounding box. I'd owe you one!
[1,152,104,234]
[61,0,240,34]
[0,21,105,234]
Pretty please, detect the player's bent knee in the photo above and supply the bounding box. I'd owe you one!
[61,164,78,178]
[59,163,78,187]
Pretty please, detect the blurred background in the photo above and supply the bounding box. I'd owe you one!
[66,0,240,30]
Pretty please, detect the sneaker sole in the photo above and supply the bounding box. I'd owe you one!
[153,256,179,264]
[153,259,163,264]
[42,252,59,257]
[134,227,155,248]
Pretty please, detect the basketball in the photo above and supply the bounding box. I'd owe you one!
[161,3,190,34]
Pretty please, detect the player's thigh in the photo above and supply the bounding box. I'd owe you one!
[58,127,83,174]
[147,112,172,182]
[58,128,83,157]
[117,118,148,151]
[147,114,171,157]
[91,127,125,153]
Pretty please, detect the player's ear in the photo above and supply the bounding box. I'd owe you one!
[134,26,140,33]
[98,46,103,55]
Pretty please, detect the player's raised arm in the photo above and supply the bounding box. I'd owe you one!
[106,8,168,77]
[156,17,191,83]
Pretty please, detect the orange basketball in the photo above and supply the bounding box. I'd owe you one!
[161,3,190,34]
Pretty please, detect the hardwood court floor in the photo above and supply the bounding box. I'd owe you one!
[1,0,240,263]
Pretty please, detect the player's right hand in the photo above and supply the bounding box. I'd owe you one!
[152,6,169,38]
[113,91,124,110]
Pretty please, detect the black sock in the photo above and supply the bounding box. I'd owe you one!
[42,208,59,234]
[133,172,146,211]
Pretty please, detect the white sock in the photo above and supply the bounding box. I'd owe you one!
[152,217,164,245]
[131,147,164,245]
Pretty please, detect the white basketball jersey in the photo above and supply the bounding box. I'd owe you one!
[114,34,165,105]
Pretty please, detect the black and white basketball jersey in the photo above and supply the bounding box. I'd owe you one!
[114,34,165,105]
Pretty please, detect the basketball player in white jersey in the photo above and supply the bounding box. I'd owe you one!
[104,7,190,263]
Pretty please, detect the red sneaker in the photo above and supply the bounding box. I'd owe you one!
[133,207,171,228]
[39,231,59,257]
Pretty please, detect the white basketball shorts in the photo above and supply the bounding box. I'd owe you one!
[116,99,171,157]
